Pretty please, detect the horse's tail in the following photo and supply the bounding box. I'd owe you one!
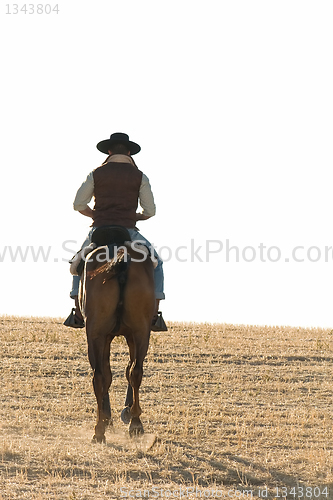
[88,248,130,334]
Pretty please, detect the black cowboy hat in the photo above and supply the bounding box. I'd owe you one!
[96,132,141,155]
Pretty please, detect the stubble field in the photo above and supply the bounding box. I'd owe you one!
[0,316,332,499]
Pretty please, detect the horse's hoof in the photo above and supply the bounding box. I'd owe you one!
[121,406,131,425]
[129,417,144,437]
[92,434,106,444]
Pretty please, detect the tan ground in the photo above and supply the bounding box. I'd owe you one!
[0,316,332,499]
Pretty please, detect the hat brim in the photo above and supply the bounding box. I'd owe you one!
[96,139,141,155]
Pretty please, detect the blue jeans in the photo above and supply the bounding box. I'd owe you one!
[70,228,165,300]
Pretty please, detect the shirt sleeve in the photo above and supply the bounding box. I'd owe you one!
[139,174,156,217]
[73,172,94,211]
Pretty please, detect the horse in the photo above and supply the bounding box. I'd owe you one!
[78,226,156,443]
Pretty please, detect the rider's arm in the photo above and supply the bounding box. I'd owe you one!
[73,172,94,217]
[136,213,151,221]
[137,174,156,220]
[79,206,94,218]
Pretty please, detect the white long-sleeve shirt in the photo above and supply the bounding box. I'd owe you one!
[73,155,156,217]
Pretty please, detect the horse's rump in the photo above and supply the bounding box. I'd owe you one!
[81,245,155,335]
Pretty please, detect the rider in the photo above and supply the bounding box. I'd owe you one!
[64,132,167,332]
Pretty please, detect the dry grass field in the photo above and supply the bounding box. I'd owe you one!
[0,316,332,499]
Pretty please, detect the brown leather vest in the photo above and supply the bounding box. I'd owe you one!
[92,162,143,229]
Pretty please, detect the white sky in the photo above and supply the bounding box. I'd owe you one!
[1,1,333,327]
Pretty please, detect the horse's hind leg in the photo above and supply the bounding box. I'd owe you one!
[126,333,150,436]
[101,336,112,423]
[120,363,134,424]
[88,335,112,443]
[125,382,133,407]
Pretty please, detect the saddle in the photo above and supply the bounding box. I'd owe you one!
[91,225,131,247]
[70,225,157,276]
[70,226,131,276]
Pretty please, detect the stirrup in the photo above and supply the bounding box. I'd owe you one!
[63,308,85,329]
[151,311,168,332]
